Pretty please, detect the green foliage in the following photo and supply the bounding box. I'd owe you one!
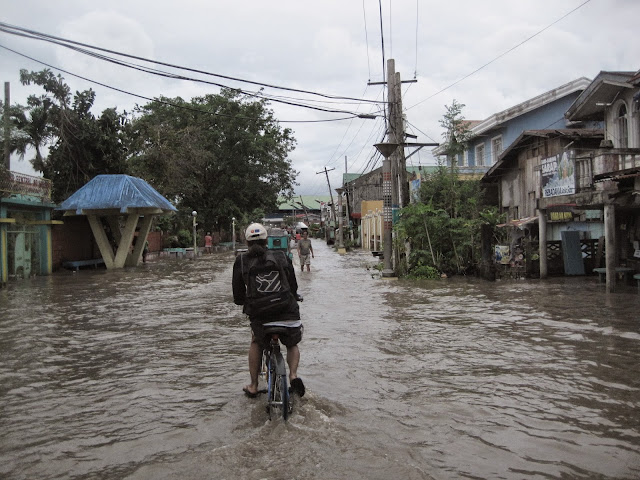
[439,99,472,166]
[127,89,297,235]
[11,69,130,203]
[7,69,298,241]
[396,166,500,276]
[406,262,440,279]
[176,229,193,248]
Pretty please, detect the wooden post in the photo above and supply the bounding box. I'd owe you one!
[604,204,616,293]
[538,209,548,278]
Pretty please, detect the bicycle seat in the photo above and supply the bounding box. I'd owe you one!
[262,326,291,337]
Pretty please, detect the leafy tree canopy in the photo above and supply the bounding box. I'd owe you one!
[127,89,298,234]
[3,70,298,237]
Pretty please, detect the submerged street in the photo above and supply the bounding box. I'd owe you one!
[1,241,640,479]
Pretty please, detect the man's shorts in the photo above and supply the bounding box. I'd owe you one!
[299,254,311,265]
[251,322,303,348]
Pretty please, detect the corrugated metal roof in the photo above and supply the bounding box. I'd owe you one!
[58,174,177,214]
[278,195,331,210]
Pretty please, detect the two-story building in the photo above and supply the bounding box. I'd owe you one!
[483,70,640,291]
[433,78,595,174]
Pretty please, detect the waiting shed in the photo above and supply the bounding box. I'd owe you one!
[58,175,176,269]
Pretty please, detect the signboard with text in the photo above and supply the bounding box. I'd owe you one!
[541,151,575,198]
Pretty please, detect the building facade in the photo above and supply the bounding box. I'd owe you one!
[0,171,59,286]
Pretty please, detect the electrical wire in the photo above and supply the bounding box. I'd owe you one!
[414,0,419,79]
[0,28,382,117]
[406,0,593,111]
[0,43,366,124]
[0,21,384,106]
[362,0,372,82]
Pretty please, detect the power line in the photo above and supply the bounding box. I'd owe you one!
[0,43,366,124]
[406,0,593,111]
[362,0,372,82]
[0,21,384,107]
[0,30,381,118]
[414,0,419,79]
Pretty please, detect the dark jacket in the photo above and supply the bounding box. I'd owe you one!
[232,246,300,321]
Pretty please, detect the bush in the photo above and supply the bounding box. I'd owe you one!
[177,229,193,247]
[408,263,440,279]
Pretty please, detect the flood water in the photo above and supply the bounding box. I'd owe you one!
[1,240,640,479]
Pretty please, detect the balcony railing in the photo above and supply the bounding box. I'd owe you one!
[574,149,640,191]
[0,170,52,201]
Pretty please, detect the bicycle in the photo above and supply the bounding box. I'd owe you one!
[260,326,294,421]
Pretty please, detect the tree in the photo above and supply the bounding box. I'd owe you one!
[14,69,129,202]
[396,100,501,277]
[439,99,472,170]
[128,89,297,236]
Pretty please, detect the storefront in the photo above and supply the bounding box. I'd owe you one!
[0,172,58,286]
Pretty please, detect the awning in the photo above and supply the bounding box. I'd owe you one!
[497,216,538,229]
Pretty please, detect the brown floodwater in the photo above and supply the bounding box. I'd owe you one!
[1,240,639,479]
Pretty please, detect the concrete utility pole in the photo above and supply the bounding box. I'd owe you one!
[4,82,10,170]
[387,60,400,220]
[344,155,351,243]
[316,167,336,243]
[336,187,346,254]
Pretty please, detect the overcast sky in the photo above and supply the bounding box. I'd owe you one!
[2,0,638,198]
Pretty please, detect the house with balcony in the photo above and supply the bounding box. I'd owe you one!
[433,78,595,175]
[482,70,640,291]
[0,170,60,285]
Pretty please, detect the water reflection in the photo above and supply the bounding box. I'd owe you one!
[1,245,639,479]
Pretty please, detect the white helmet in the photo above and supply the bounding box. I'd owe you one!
[245,223,267,241]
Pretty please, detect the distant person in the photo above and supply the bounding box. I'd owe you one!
[205,232,213,254]
[297,230,314,272]
[142,241,149,263]
[232,223,305,398]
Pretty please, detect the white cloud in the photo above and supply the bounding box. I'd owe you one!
[2,0,639,193]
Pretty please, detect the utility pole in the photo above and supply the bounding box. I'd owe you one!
[316,167,336,244]
[4,82,10,170]
[344,155,351,243]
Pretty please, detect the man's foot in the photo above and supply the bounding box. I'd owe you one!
[289,378,305,397]
[243,386,259,398]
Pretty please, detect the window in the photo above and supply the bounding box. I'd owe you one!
[616,103,629,148]
[475,143,485,166]
[462,150,468,167]
[491,135,503,164]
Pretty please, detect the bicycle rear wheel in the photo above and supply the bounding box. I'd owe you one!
[268,371,290,421]
[275,374,289,421]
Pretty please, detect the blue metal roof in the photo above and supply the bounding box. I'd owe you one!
[58,174,177,214]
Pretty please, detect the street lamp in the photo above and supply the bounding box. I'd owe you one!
[232,217,236,252]
[374,142,399,277]
[192,210,197,257]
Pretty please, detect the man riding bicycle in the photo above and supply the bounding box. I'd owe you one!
[232,223,305,398]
